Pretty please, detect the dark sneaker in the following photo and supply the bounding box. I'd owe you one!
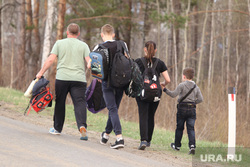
[146,142,151,147]
[110,139,124,149]
[170,143,180,151]
[100,132,109,145]
[189,148,195,155]
[80,126,88,141]
[138,141,147,150]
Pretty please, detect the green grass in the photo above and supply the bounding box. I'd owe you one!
[0,87,249,166]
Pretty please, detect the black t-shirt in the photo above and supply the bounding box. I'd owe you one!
[135,57,168,77]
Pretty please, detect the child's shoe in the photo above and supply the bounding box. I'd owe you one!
[100,131,109,145]
[189,145,195,155]
[170,143,180,151]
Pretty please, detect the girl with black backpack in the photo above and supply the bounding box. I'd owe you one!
[135,41,171,150]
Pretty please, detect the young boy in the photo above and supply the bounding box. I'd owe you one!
[94,24,128,149]
[162,67,203,155]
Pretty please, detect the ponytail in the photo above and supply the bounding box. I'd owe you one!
[145,41,156,63]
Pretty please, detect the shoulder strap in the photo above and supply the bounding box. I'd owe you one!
[119,41,130,58]
[152,58,159,70]
[141,57,148,69]
[179,84,196,104]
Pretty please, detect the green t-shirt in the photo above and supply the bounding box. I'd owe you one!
[50,38,90,82]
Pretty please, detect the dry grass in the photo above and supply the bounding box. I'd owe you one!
[118,82,250,147]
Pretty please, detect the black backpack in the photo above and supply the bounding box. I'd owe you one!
[125,61,143,98]
[89,44,109,80]
[110,41,132,88]
[140,58,162,102]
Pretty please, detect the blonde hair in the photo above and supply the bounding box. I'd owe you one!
[101,24,114,35]
[67,23,80,35]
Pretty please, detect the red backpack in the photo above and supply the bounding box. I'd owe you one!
[24,78,53,115]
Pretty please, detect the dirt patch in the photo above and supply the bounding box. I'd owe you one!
[0,101,192,167]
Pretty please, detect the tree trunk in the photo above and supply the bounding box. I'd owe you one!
[208,0,215,92]
[225,0,232,88]
[197,1,209,84]
[247,0,250,119]
[182,0,191,71]
[15,0,26,89]
[33,0,41,68]
[56,0,66,40]
[156,0,160,58]
[41,0,55,77]
[170,0,178,87]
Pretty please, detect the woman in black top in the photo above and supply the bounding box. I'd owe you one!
[135,41,170,150]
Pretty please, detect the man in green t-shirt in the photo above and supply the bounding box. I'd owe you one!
[36,23,91,140]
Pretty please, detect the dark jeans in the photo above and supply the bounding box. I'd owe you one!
[54,80,87,132]
[136,97,159,142]
[102,81,124,135]
[175,103,196,148]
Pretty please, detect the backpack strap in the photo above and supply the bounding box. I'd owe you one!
[179,84,196,104]
[86,79,97,101]
[119,40,130,58]
[141,57,159,76]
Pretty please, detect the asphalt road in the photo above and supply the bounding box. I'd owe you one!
[0,115,169,167]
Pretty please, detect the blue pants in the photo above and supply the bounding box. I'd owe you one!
[102,81,124,135]
[54,80,87,132]
[175,103,196,149]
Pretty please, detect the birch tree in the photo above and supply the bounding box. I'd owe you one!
[225,0,232,88]
[41,0,55,78]
[247,0,250,119]
[196,1,209,84]
[208,0,215,92]
[182,0,190,71]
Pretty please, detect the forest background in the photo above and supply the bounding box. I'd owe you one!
[0,0,249,147]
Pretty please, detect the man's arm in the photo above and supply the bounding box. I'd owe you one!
[36,54,57,79]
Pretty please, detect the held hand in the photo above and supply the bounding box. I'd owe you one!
[160,82,165,89]
[97,79,102,83]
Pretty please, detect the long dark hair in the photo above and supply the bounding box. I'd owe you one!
[145,41,156,63]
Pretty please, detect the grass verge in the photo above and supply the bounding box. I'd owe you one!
[0,87,249,166]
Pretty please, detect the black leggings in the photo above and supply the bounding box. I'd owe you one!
[136,97,159,142]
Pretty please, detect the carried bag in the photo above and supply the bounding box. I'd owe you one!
[86,79,106,114]
[177,84,196,108]
[24,77,53,115]
[89,44,109,80]
[125,61,143,98]
[110,41,132,88]
[140,58,162,102]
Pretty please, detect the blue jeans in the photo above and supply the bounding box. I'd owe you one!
[102,81,124,135]
[175,103,196,148]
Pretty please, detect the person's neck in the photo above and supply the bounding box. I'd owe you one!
[103,36,114,42]
[67,34,78,38]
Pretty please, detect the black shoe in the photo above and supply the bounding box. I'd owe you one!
[146,142,151,147]
[110,139,124,149]
[100,132,108,145]
[189,148,195,155]
[170,143,180,151]
[138,141,147,150]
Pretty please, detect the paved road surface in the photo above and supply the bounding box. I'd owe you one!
[0,116,169,167]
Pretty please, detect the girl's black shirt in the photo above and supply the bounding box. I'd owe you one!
[135,57,168,77]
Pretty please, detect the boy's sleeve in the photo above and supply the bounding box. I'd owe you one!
[195,86,203,104]
[163,83,183,98]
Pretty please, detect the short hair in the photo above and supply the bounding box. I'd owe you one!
[67,23,80,35]
[101,24,114,35]
[183,67,195,79]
